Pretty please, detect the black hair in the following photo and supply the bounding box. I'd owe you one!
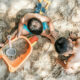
[27,18,43,35]
[55,37,73,54]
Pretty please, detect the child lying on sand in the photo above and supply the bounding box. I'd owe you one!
[0,13,57,47]
[17,13,57,43]
[55,33,80,74]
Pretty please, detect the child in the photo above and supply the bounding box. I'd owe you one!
[55,33,80,74]
[17,13,57,43]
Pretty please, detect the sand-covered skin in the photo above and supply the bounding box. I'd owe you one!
[0,0,80,80]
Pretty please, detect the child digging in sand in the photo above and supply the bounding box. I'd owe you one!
[17,13,57,43]
[55,33,80,74]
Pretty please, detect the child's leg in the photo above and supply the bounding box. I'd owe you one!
[41,31,55,44]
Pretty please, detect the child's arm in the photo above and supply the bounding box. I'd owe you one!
[48,20,57,38]
[41,19,57,43]
[17,22,23,37]
[41,32,55,44]
[41,20,57,39]
[66,54,75,69]
[11,30,18,39]
[56,54,75,69]
[67,54,75,62]
[23,13,50,22]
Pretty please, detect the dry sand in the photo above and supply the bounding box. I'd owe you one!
[0,0,80,80]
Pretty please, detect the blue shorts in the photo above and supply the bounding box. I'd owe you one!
[23,24,32,34]
[42,22,49,31]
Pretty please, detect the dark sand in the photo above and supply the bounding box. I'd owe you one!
[2,38,29,60]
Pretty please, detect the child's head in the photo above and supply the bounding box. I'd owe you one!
[27,18,43,35]
[55,37,73,56]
